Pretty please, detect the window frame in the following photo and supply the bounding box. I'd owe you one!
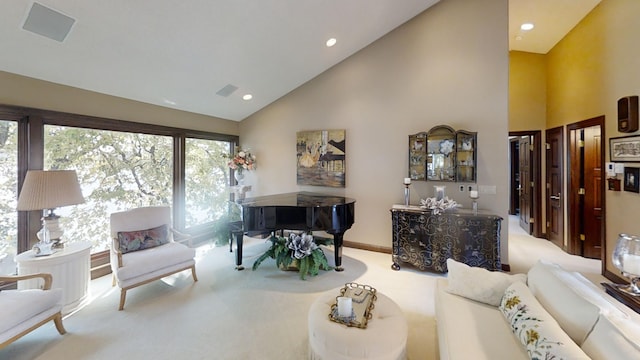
[1,104,238,278]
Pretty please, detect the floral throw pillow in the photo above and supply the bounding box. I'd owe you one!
[117,224,169,254]
[499,282,590,360]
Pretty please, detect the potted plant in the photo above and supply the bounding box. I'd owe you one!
[252,232,332,280]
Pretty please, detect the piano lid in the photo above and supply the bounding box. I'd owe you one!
[238,191,355,208]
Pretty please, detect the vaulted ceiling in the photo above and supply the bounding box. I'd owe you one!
[0,1,601,122]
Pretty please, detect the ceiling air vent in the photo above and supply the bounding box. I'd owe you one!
[23,2,75,42]
[216,84,239,97]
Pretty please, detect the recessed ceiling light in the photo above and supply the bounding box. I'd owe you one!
[243,94,253,101]
[515,35,523,41]
[326,38,337,47]
[520,23,534,31]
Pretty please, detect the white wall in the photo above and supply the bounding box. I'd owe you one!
[239,0,510,263]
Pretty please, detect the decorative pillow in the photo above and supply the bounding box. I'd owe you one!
[499,281,591,360]
[117,224,169,254]
[445,258,527,306]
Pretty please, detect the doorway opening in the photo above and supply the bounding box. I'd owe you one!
[508,131,543,238]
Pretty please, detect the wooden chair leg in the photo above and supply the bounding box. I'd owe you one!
[191,266,198,282]
[118,289,127,311]
[53,313,66,335]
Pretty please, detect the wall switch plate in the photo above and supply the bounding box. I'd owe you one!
[478,185,497,194]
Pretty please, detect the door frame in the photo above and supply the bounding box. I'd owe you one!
[566,116,605,271]
[509,131,543,238]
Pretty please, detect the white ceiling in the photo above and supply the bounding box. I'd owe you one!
[0,0,601,122]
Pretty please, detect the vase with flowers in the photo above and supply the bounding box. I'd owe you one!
[226,148,256,184]
[252,232,333,280]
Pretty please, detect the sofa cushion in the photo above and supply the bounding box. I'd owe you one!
[446,258,527,306]
[0,288,62,335]
[527,260,600,345]
[117,224,169,254]
[499,281,590,360]
[581,313,640,360]
[116,241,195,281]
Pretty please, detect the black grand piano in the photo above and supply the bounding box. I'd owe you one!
[231,192,355,271]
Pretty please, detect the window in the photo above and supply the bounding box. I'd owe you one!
[184,138,231,228]
[0,120,18,275]
[44,125,173,252]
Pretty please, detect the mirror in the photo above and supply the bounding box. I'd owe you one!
[427,125,456,181]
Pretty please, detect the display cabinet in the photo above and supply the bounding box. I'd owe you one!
[408,125,477,182]
[390,205,501,272]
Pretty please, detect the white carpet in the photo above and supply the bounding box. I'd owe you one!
[0,216,601,360]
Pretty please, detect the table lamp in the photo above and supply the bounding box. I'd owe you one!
[17,170,85,252]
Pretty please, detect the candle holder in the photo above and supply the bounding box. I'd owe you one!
[612,233,640,296]
[403,178,411,206]
[469,190,479,215]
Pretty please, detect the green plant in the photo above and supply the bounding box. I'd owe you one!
[252,232,332,280]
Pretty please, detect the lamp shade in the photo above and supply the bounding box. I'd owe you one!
[17,170,85,211]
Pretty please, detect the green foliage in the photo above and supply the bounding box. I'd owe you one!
[252,233,333,280]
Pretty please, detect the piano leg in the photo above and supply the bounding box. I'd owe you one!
[333,233,345,272]
[232,231,245,270]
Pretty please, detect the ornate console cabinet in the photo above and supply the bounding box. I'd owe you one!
[390,205,502,272]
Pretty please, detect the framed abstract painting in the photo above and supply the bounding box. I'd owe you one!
[296,130,345,187]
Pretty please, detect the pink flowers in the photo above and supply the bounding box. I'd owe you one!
[227,149,256,172]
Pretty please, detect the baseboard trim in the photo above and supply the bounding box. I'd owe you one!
[343,241,391,254]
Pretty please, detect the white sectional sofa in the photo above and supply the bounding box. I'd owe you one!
[435,259,640,360]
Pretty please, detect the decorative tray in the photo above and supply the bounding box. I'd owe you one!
[329,282,377,329]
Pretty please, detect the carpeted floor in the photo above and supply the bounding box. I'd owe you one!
[0,216,601,360]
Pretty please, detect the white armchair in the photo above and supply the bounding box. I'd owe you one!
[0,273,66,349]
[110,206,198,310]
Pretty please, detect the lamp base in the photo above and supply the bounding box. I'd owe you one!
[51,239,65,249]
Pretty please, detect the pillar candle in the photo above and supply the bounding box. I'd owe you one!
[404,177,411,185]
[623,253,640,275]
[469,190,479,199]
[337,296,352,318]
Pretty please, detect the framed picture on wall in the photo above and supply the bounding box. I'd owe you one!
[623,167,640,193]
[610,135,640,162]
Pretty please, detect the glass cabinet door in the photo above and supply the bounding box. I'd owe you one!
[408,132,427,180]
[456,130,477,182]
[426,125,456,181]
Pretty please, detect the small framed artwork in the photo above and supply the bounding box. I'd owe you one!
[624,167,640,193]
[610,135,640,162]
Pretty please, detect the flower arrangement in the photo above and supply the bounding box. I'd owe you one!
[252,232,333,280]
[420,197,460,215]
[226,148,256,173]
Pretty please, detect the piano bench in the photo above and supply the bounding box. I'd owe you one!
[308,290,408,360]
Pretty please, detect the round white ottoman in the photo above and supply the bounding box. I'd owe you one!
[308,290,408,360]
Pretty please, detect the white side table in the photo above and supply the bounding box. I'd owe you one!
[15,241,91,314]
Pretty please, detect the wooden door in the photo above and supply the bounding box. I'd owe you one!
[582,126,602,259]
[509,138,519,215]
[568,117,604,260]
[518,136,532,233]
[546,127,564,249]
